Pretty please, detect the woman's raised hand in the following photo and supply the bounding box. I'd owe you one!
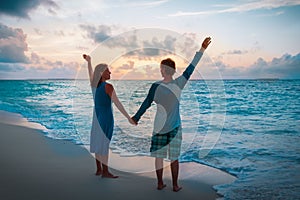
[82,54,91,62]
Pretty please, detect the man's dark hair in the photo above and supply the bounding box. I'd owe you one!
[160,58,176,75]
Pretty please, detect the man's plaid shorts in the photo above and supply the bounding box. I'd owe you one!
[150,126,182,160]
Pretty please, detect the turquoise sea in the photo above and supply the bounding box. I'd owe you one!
[0,79,299,199]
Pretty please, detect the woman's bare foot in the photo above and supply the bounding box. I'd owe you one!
[157,184,167,190]
[102,172,119,178]
[173,185,182,192]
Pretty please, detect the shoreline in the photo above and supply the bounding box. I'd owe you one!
[0,110,236,199]
[0,110,47,131]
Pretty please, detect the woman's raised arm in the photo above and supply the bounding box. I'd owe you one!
[83,54,93,85]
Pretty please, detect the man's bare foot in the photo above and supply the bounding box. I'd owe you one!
[102,172,119,178]
[157,184,167,190]
[173,186,182,192]
[95,170,102,176]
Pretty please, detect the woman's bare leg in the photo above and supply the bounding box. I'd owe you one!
[95,157,102,175]
[96,154,118,178]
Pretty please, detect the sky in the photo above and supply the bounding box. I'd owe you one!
[0,0,300,80]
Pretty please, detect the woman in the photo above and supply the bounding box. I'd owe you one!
[83,54,136,178]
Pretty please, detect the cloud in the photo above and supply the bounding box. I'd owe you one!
[221,43,261,56]
[121,32,200,61]
[178,33,200,59]
[0,23,29,63]
[118,61,135,70]
[46,61,79,78]
[0,23,79,79]
[0,58,79,79]
[0,20,87,80]
[112,61,161,80]
[125,35,177,59]
[96,0,168,9]
[80,24,112,43]
[54,30,65,37]
[0,63,25,72]
[142,35,176,54]
[144,65,160,79]
[0,0,59,19]
[105,34,139,49]
[214,52,300,79]
[114,67,158,80]
[127,0,169,8]
[33,28,42,35]
[30,52,41,64]
[28,52,79,74]
[81,25,178,58]
[223,50,249,55]
[80,26,199,61]
[168,0,300,17]
[80,24,139,49]
[249,53,300,79]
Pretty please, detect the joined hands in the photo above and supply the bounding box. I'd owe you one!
[128,117,137,125]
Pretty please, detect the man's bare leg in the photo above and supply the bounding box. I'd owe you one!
[155,158,166,190]
[171,160,182,192]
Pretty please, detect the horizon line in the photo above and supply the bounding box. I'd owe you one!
[1,78,298,81]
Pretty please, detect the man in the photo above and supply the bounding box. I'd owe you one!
[132,37,211,192]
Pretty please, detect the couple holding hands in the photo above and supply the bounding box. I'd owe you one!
[83,36,211,192]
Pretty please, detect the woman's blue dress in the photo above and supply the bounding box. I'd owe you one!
[90,82,114,155]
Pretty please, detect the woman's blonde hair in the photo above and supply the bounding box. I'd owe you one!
[91,63,108,88]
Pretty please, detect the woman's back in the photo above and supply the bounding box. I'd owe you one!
[91,82,114,140]
[94,82,112,108]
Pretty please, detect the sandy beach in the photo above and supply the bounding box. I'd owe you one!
[0,111,236,200]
